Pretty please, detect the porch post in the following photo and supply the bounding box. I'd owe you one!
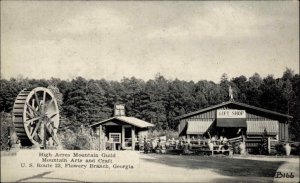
[99,125,103,150]
[122,125,125,149]
[98,126,100,150]
[131,126,135,150]
[267,137,270,154]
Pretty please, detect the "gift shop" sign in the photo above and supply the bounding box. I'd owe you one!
[217,109,246,118]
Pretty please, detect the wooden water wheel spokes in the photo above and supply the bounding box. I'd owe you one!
[12,87,60,147]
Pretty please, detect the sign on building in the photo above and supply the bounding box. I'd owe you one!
[217,110,246,118]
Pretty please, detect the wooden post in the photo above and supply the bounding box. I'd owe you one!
[99,125,102,150]
[267,137,270,154]
[285,122,289,140]
[113,142,116,151]
[122,126,125,149]
[131,126,135,151]
[40,123,45,149]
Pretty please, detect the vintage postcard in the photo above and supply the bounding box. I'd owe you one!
[1,1,299,182]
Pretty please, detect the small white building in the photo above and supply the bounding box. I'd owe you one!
[90,104,154,150]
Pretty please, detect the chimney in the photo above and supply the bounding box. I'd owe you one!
[114,104,125,117]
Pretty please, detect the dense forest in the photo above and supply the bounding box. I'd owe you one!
[0,68,299,141]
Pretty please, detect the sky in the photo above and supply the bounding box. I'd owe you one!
[1,1,299,83]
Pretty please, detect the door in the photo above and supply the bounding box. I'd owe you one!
[123,127,132,149]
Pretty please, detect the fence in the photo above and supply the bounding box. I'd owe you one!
[268,138,278,154]
[94,135,299,156]
[154,138,236,155]
[245,136,278,154]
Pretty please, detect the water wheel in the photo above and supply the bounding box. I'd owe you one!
[12,87,60,148]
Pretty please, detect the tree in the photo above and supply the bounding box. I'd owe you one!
[166,79,195,128]
[120,77,145,117]
[143,75,169,129]
[219,73,230,101]
[0,78,31,112]
[260,75,283,112]
[282,68,294,81]
[290,74,300,141]
[63,77,92,126]
[231,75,248,103]
[47,85,63,111]
[86,80,110,123]
[0,70,298,135]
[246,73,263,106]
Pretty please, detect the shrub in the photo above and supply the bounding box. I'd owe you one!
[147,129,179,140]
[291,143,300,155]
[274,143,285,155]
[274,143,300,156]
[0,112,18,151]
[58,125,99,150]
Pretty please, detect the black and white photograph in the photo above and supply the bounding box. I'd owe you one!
[0,1,299,182]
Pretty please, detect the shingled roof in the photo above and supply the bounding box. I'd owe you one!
[90,116,154,128]
[175,101,293,120]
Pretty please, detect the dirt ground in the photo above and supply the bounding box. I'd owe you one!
[1,151,299,182]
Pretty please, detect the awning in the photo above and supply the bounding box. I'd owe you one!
[217,118,247,127]
[186,120,213,135]
[247,120,278,135]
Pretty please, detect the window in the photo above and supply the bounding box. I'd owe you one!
[114,104,125,116]
[109,133,121,143]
